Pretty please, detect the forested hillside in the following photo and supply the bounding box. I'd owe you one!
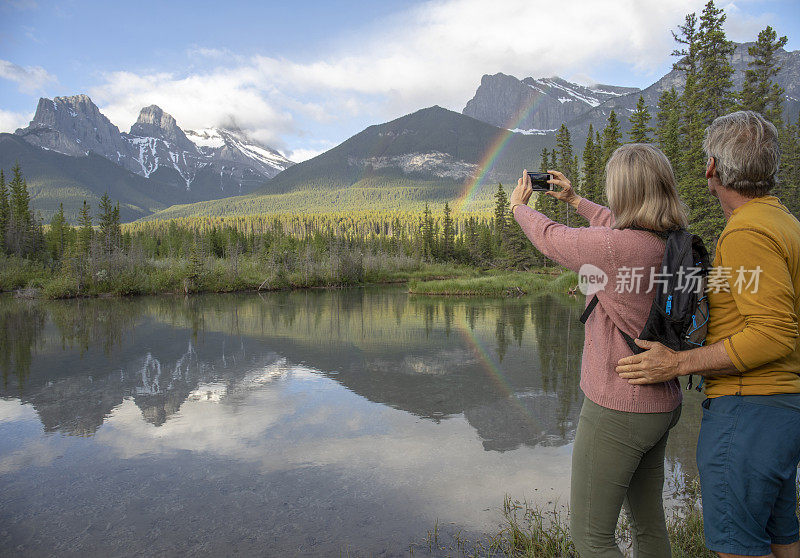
[141,106,554,219]
[531,7,800,249]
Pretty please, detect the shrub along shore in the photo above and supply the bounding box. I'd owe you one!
[409,271,578,297]
[0,251,577,300]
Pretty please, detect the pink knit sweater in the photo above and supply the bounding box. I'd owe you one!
[514,198,682,413]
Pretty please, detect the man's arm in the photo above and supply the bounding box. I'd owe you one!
[714,229,798,370]
[615,338,738,385]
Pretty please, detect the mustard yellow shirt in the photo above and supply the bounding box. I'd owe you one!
[704,196,800,397]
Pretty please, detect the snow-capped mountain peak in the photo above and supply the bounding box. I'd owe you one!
[463,73,640,131]
[185,127,293,175]
[15,96,294,194]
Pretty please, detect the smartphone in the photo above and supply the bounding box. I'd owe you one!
[527,171,554,191]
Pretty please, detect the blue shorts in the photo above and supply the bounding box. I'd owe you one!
[697,395,800,556]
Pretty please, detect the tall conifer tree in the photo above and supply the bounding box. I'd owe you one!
[628,95,653,143]
[7,163,36,257]
[581,124,604,205]
[697,1,735,121]
[78,200,93,254]
[655,88,682,166]
[0,170,7,253]
[739,25,788,125]
[442,202,454,260]
[48,203,67,260]
[601,110,622,167]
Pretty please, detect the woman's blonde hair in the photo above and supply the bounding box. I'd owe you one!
[605,143,688,231]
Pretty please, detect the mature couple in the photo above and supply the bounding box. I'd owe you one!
[510,110,800,558]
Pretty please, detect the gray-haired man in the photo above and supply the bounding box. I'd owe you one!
[616,110,800,558]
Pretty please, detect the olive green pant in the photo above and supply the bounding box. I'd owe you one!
[570,397,682,558]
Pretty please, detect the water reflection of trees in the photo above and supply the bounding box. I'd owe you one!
[0,291,700,473]
[0,299,46,391]
[0,292,587,448]
[48,298,141,356]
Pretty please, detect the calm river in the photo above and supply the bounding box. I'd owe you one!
[0,288,703,557]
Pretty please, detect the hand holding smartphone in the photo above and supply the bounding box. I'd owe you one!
[526,172,555,191]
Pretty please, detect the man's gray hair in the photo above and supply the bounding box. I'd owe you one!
[702,110,780,198]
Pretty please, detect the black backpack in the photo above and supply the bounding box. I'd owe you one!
[579,228,711,390]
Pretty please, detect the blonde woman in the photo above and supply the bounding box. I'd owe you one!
[510,144,687,558]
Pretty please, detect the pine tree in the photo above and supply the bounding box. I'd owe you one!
[442,202,454,260]
[690,1,732,244]
[601,110,622,167]
[780,115,800,216]
[628,95,653,143]
[671,10,723,247]
[539,148,550,173]
[48,203,67,260]
[502,214,540,270]
[421,203,435,260]
[98,193,115,254]
[78,200,93,254]
[581,124,604,205]
[555,124,576,224]
[477,225,494,264]
[7,163,35,257]
[739,26,788,126]
[493,183,509,246]
[696,1,735,121]
[0,169,7,253]
[655,88,682,166]
[112,203,121,250]
[672,11,704,185]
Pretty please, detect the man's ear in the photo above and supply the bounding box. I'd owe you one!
[705,157,716,179]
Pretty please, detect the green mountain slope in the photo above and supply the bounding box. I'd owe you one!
[0,132,284,223]
[141,106,554,219]
[0,133,173,222]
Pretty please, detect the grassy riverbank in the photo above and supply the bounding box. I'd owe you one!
[1,249,579,300]
[409,270,579,296]
[420,478,713,557]
[0,253,492,299]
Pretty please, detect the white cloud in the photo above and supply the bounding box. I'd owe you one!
[85,0,767,152]
[0,59,56,94]
[87,367,574,530]
[88,69,297,150]
[721,2,774,42]
[286,147,327,163]
[0,108,31,132]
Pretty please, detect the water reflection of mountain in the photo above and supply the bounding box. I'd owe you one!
[0,290,586,451]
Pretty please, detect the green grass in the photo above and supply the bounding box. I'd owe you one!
[0,255,52,291]
[408,270,579,296]
[418,477,714,557]
[0,251,486,300]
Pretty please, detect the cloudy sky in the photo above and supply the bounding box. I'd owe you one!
[1,0,798,161]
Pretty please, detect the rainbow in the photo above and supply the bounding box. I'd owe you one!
[454,92,552,212]
[453,317,542,430]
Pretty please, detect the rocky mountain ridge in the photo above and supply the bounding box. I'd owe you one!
[463,75,638,131]
[15,94,293,194]
[464,42,800,140]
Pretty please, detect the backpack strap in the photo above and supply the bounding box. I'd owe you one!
[579,294,643,355]
[627,225,672,240]
[579,294,600,324]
